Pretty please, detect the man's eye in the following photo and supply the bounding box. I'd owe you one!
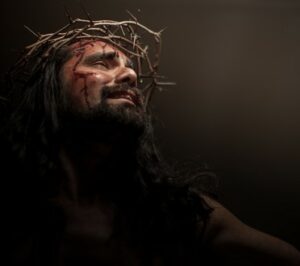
[93,61,109,68]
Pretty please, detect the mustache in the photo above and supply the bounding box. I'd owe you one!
[101,84,144,107]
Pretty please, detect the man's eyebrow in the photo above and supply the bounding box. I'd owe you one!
[83,51,117,64]
[83,51,134,69]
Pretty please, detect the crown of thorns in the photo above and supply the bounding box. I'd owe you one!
[9,11,173,108]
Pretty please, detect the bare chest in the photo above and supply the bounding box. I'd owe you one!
[57,200,152,266]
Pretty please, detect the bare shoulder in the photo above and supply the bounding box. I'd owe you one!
[200,195,300,266]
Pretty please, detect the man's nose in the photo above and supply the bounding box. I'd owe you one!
[115,67,137,86]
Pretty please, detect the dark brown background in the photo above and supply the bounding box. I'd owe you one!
[1,0,300,248]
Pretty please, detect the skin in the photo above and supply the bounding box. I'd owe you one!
[57,40,300,265]
[60,40,140,111]
[202,195,300,265]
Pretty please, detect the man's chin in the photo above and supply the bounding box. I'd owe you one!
[102,103,146,136]
[60,102,147,142]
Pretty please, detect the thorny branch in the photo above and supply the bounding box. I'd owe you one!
[10,13,173,110]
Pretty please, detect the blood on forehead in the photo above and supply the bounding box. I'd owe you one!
[68,40,127,59]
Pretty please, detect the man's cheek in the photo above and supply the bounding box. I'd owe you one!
[70,78,85,98]
[64,70,113,109]
[92,72,113,86]
[84,76,107,104]
[61,77,89,109]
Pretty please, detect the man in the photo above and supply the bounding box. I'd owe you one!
[2,16,300,266]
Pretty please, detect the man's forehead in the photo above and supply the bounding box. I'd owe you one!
[69,40,127,58]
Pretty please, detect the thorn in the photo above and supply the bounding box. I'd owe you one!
[120,25,126,36]
[80,2,94,25]
[156,81,176,86]
[0,96,8,102]
[111,26,119,36]
[126,10,137,22]
[132,34,137,49]
[158,27,167,35]
[24,25,40,38]
[143,45,148,54]
[64,5,74,24]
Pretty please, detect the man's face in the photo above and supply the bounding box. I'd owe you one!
[60,40,142,112]
[59,40,147,139]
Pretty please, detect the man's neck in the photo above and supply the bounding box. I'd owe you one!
[58,136,139,203]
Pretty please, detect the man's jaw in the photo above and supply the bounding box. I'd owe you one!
[59,84,147,143]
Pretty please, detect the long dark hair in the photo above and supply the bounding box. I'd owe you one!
[2,44,217,265]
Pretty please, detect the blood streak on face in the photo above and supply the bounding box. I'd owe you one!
[60,40,139,111]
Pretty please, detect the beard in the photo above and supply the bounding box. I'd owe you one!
[58,85,149,143]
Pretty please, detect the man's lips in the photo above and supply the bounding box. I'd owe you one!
[106,90,140,106]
